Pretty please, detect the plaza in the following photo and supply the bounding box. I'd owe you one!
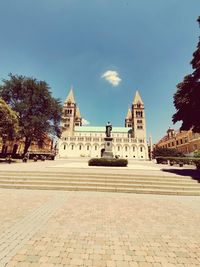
[0,159,200,267]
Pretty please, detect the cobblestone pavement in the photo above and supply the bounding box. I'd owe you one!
[0,189,199,267]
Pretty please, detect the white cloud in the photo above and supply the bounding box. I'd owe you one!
[101,70,122,86]
[82,118,90,125]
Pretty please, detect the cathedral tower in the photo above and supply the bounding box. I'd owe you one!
[132,91,146,140]
[125,108,132,127]
[61,88,82,137]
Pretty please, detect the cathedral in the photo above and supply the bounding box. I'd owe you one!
[58,89,148,159]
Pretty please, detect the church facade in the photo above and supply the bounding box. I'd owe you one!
[58,89,148,159]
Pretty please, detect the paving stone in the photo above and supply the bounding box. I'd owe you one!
[0,172,199,267]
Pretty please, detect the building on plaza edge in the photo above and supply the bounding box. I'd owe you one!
[156,128,200,155]
[58,88,148,159]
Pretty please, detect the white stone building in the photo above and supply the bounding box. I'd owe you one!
[59,89,148,159]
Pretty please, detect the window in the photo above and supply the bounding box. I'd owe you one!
[176,140,179,145]
[95,146,97,150]
[137,119,142,123]
[180,139,183,144]
[118,146,120,151]
[125,146,127,151]
[140,147,143,152]
[133,147,135,152]
[137,125,143,129]
[71,145,74,150]
[87,145,89,150]
[64,145,66,150]
[136,111,143,118]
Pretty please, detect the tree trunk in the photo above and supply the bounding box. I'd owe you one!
[23,137,31,156]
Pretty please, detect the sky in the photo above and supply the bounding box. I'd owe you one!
[0,0,199,143]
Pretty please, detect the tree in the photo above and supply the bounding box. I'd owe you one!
[173,17,200,132]
[0,74,62,155]
[0,98,19,142]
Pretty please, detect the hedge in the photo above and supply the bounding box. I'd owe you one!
[155,156,200,170]
[88,158,128,167]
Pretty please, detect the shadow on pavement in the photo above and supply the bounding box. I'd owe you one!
[161,168,200,182]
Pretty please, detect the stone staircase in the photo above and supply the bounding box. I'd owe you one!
[0,171,200,195]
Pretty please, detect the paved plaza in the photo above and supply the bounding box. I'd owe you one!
[0,159,199,266]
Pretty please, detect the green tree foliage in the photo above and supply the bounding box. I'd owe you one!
[0,98,19,142]
[173,17,200,132]
[153,147,184,158]
[0,74,62,154]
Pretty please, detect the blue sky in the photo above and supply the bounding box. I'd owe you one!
[0,0,199,143]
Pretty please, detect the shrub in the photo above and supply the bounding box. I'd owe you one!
[193,158,200,170]
[22,157,28,162]
[155,156,200,170]
[194,149,200,158]
[88,158,128,167]
[153,147,184,158]
[41,155,46,161]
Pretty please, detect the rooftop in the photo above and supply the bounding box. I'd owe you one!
[75,126,132,133]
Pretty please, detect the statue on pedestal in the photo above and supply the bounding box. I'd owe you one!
[105,122,112,138]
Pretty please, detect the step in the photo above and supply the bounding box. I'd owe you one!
[0,171,196,180]
[0,180,199,191]
[0,178,199,189]
[0,174,199,185]
[0,173,196,183]
[0,183,200,196]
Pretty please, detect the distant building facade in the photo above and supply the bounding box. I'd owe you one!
[59,89,149,159]
[0,136,53,156]
[156,128,200,155]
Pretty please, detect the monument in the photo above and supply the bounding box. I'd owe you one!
[102,122,114,158]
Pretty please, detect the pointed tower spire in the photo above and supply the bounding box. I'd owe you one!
[125,107,132,127]
[64,87,76,104]
[133,90,144,105]
[126,108,132,119]
[76,107,81,118]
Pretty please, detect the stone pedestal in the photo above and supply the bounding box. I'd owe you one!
[102,137,114,158]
